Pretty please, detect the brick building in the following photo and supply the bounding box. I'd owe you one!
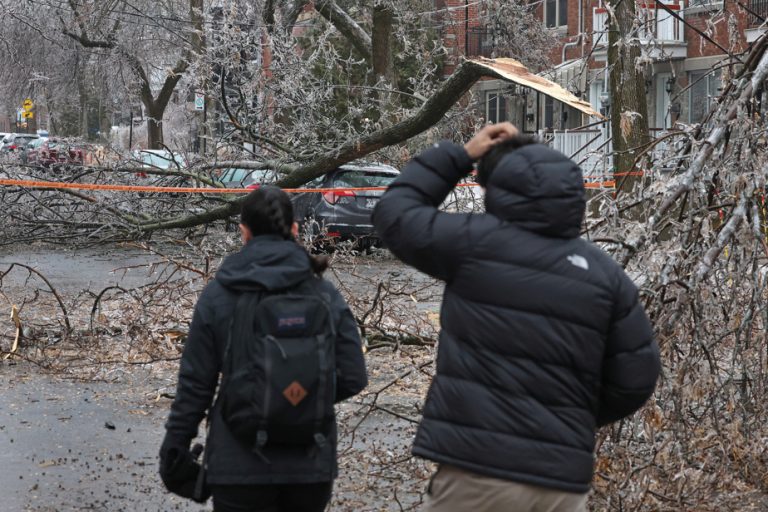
[440,0,759,144]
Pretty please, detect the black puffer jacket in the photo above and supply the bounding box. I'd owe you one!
[373,142,660,493]
[164,235,367,485]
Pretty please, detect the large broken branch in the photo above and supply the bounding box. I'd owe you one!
[131,59,489,232]
[314,0,372,62]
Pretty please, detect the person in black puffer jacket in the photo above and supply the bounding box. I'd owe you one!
[373,123,660,512]
[160,186,368,512]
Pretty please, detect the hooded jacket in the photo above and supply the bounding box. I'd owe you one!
[372,141,660,493]
[164,236,367,485]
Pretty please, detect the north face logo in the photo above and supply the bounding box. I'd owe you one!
[567,254,589,270]
[283,381,308,406]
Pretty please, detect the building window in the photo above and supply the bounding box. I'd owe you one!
[748,0,768,25]
[688,70,721,124]
[486,91,508,123]
[545,0,568,28]
[544,96,554,129]
[467,27,494,57]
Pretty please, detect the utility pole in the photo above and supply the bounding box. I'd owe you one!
[128,109,134,150]
[190,0,207,155]
[464,0,469,55]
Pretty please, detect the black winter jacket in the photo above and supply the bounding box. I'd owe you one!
[164,236,368,485]
[373,142,660,493]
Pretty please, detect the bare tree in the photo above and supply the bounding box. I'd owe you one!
[58,0,203,149]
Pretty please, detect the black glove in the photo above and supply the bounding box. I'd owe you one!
[159,435,211,503]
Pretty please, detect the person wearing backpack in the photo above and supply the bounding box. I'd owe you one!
[160,186,368,512]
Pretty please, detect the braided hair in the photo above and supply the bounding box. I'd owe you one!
[240,186,329,274]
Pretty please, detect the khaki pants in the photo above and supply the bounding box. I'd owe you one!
[424,465,588,512]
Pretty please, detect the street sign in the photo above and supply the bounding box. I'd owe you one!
[22,111,34,119]
[22,98,34,112]
[194,92,205,111]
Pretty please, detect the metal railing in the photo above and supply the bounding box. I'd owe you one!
[547,127,677,179]
[549,129,612,178]
[466,27,495,58]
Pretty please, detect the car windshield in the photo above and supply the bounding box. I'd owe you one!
[220,168,250,183]
[138,152,185,169]
[221,168,276,185]
[333,171,397,188]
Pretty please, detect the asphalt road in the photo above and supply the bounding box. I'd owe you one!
[0,244,436,511]
[0,362,207,512]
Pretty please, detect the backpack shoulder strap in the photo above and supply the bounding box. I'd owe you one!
[221,289,264,379]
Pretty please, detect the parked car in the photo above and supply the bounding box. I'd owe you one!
[291,163,399,244]
[216,167,277,189]
[1,133,38,154]
[20,137,46,164]
[132,149,187,170]
[37,139,86,168]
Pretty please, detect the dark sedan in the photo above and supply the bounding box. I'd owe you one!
[291,163,399,245]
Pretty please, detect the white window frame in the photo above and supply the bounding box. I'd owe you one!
[485,91,507,124]
[544,0,568,29]
[688,70,721,124]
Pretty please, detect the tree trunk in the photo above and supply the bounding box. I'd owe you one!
[608,0,650,192]
[370,3,395,121]
[372,4,394,83]
[147,112,164,149]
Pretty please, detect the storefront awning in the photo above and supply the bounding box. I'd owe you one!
[469,57,605,119]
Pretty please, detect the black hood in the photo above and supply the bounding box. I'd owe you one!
[215,235,313,292]
[484,144,586,238]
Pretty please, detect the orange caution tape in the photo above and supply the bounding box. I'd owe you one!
[0,178,615,194]
[0,179,387,194]
[586,181,615,188]
[613,171,645,177]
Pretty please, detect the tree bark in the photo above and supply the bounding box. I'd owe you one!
[314,0,372,62]
[147,114,164,149]
[607,0,650,191]
[372,4,394,83]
